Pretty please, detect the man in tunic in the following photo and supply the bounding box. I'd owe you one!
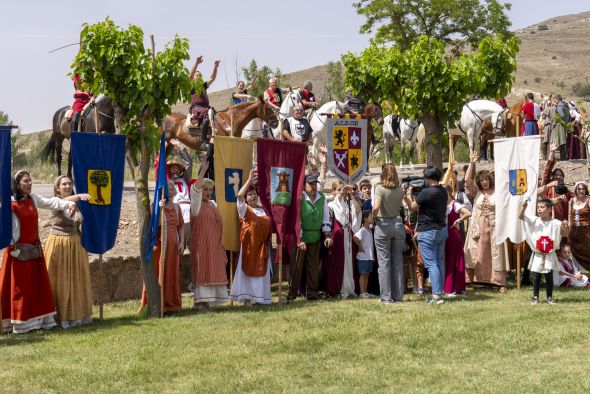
[166,142,193,246]
[282,104,313,143]
[286,174,333,301]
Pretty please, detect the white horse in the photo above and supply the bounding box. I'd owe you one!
[383,115,423,168]
[310,100,348,157]
[449,100,506,156]
[271,90,302,138]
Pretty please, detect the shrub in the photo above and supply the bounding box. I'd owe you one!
[572,82,590,98]
[538,24,549,31]
[534,77,541,83]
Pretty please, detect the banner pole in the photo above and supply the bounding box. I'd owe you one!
[159,196,166,318]
[99,254,104,320]
[230,253,234,306]
[278,243,283,303]
[516,241,521,290]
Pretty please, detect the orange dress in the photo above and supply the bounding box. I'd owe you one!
[1,198,57,333]
[140,204,184,312]
[189,196,228,304]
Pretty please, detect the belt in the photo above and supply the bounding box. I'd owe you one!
[178,201,191,205]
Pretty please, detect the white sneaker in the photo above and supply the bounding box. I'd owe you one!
[359,292,370,299]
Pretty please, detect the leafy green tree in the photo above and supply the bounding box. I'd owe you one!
[343,35,518,167]
[74,18,201,316]
[324,61,346,102]
[345,0,517,168]
[0,110,10,125]
[354,0,513,53]
[241,59,283,97]
[89,170,109,204]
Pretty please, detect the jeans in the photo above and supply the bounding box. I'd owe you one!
[417,227,448,296]
[374,217,406,302]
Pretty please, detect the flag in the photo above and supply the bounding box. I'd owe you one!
[326,114,368,184]
[257,139,306,250]
[493,135,540,245]
[214,136,254,252]
[0,126,12,250]
[144,128,169,262]
[71,131,127,254]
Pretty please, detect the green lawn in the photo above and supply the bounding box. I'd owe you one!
[2,286,590,393]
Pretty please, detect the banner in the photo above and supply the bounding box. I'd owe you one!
[493,135,540,245]
[71,132,126,254]
[0,126,12,250]
[257,139,306,250]
[214,136,254,252]
[144,129,169,262]
[326,114,368,184]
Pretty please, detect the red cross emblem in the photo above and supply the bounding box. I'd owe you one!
[536,236,554,254]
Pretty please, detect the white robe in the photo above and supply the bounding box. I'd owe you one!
[523,214,562,274]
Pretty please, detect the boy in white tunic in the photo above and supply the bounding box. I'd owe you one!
[520,197,569,305]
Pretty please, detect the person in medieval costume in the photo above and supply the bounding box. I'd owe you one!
[166,140,193,246]
[285,174,333,301]
[139,179,184,314]
[568,182,590,271]
[44,175,93,328]
[229,169,273,305]
[325,183,361,299]
[189,156,228,311]
[1,170,76,333]
[520,197,568,304]
[67,74,95,132]
[555,243,590,288]
[188,56,220,151]
[464,153,509,292]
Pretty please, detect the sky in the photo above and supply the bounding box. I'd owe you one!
[1,0,589,133]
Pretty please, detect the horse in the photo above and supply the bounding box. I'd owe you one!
[478,98,525,160]
[43,96,115,177]
[448,100,506,157]
[382,115,422,168]
[169,96,279,151]
[310,102,382,161]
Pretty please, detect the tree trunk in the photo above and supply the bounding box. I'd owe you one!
[130,119,160,317]
[421,112,443,169]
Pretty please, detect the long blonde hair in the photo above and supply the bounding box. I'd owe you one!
[380,163,400,188]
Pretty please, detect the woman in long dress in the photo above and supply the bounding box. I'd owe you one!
[325,184,361,299]
[229,169,272,305]
[443,185,471,296]
[1,171,75,333]
[568,182,590,270]
[464,154,509,292]
[44,175,93,328]
[139,180,184,313]
[189,156,228,311]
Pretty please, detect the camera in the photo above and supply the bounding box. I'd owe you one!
[402,176,426,195]
[554,181,568,196]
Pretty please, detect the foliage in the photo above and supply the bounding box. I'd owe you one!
[73,17,201,156]
[0,109,10,125]
[3,288,590,392]
[342,35,518,126]
[241,59,283,98]
[353,0,514,53]
[323,61,346,102]
[572,82,590,98]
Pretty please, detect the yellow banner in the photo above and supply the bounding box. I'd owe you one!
[87,169,112,205]
[214,136,254,252]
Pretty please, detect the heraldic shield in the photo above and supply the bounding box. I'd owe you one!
[326,114,368,184]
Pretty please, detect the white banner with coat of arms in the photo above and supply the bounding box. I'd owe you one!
[494,135,541,245]
[326,114,368,184]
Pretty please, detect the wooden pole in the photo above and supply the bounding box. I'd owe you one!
[516,241,521,290]
[99,254,104,320]
[94,106,99,133]
[229,253,234,306]
[159,197,166,318]
[278,243,283,303]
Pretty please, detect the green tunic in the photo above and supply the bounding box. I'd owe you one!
[301,192,325,244]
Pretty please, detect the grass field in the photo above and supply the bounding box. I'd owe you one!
[2,285,590,393]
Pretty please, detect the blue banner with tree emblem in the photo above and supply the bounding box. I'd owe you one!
[0,126,12,249]
[71,132,127,254]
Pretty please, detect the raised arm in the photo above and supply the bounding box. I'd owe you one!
[207,60,220,86]
[237,169,257,202]
[519,200,528,221]
[190,155,209,216]
[464,152,478,198]
[189,55,203,81]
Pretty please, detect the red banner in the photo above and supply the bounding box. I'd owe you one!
[256,139,307,251]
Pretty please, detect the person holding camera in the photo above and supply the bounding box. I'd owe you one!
[403,167,448,304]
[372,163,405,303]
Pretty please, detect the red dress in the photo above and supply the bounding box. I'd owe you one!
[72,74,91,113]
[1,198,57,333]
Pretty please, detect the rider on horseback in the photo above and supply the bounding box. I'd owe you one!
[188,56,220,150]
[263,77,290,112]
[298,81,318,113]
[68,74,95,132]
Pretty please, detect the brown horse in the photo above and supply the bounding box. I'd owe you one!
[43,96,116,176]
[162,95,279,150]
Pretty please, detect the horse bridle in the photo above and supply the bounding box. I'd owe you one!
[402,119,420,142]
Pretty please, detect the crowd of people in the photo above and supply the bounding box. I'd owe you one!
[2,70,589,334]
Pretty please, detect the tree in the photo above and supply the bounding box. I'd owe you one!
[0,110,9,125]
[73,18,201,316]
[343,34,518,168]
[89,170,109,204]
[241,59,283,97]
[324,61,346,102]
[353,0,513,53]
